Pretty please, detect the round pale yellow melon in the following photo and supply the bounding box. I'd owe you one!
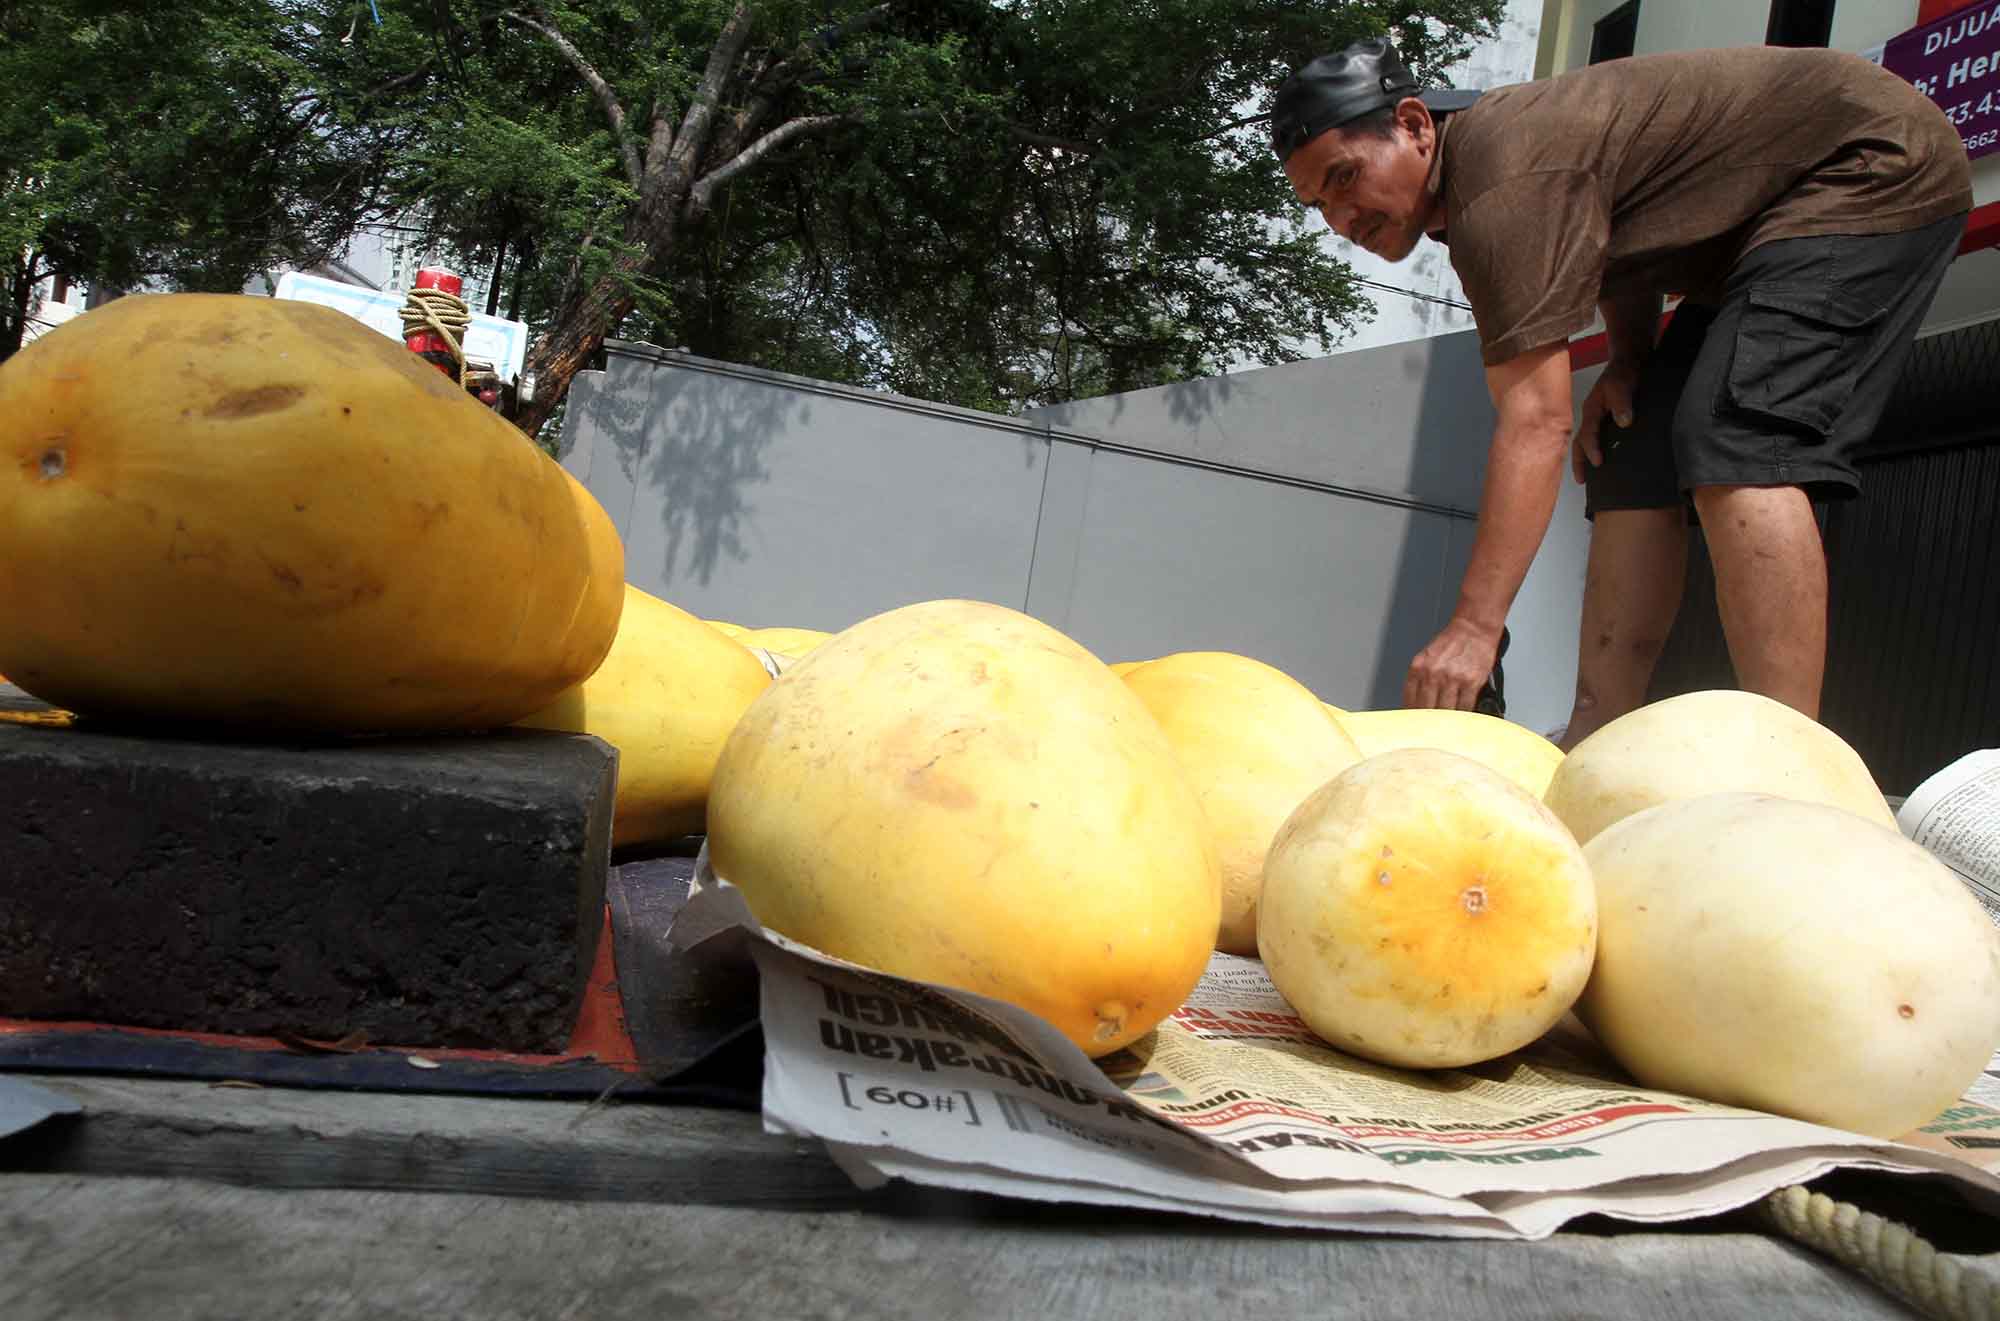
[1259,748,1598,1069]
[1122,652,1363,955]
[516,583,771,847]
[1577,793,2000,1137]
[1339,708,1564,798]
[736,625,833,656]
[706,599,1222,1057]
[1544,690,1894,844]
[0,294,624,733]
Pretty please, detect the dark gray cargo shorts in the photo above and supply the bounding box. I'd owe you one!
[1584,211,1967,519]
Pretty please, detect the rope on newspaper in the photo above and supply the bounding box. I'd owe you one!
[1760,1184,2000,1321]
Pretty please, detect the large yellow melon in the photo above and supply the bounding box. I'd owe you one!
[706,599,1222,1057]
[1578,793,2000,1137]
[1544,690,1894,844]
[1122,652,1363,955]
[1338,708,1564,798]
[0,294,623,732]
[1259,749,1598,1069]
[516,583,771,847]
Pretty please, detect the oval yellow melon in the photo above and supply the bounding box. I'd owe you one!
[1544,690,1894,844]
[516,583,771,847]
[1578,793,2000,1137]
[1339,708,1564,798]
[736,626,833,657]
[1107,660,1148,677]
[0,294,624,732]
[1259,748,1597,1069]
[1123,652,1363,955]
[707,599,1222,1057]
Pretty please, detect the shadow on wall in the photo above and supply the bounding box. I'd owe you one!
[1375,336,1485,711]
[1160,372,1239,432]
[583,352,803,589]
[1034,369,1243,439]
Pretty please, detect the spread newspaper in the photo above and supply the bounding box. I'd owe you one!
[1900,748,2000,926]
[671,749,2000,1240]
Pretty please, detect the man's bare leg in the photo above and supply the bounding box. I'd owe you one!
[1560,507,1689,751]
[1688,482,1826,719]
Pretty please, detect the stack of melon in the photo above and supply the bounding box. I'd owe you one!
[20,297,1993,1133]
[1252,688,2000,1137]
[1540,693,2000,1137]
[700,598,2000,1135]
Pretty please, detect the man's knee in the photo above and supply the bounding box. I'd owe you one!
[1689,482,1821,540]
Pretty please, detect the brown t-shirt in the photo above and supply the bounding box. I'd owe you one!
[1433,47,1973,365]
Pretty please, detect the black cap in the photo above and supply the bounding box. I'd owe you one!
[1270,37,1482,160]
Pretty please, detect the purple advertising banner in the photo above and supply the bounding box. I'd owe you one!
[1868,0,2000,160]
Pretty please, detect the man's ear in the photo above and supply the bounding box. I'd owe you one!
[1397,97,1435,151]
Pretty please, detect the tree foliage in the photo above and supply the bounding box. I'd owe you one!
[1,0,1504,427]
[0,0,442,353]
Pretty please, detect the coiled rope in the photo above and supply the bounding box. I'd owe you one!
[398,285,473,386]
[1759,1184,2000,1320]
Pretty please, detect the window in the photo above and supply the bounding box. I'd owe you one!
[1767,0,1835,48]
[1590,1,1640,64]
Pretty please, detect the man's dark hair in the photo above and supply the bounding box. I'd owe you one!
[1339,106,1402,141]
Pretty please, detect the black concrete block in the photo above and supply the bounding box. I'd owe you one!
[0,688,616,1054]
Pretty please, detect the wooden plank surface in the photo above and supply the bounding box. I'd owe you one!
[0,1173,1932,1320]
[0,1072,1988,1319]
[3,1074,860,1209]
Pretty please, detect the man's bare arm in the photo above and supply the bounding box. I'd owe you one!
[1403,340,1573,710]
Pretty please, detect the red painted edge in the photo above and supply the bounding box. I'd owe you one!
[1917,0,1983,25]
[1567,307,1677,373]
[564,902,639,1066]
[1959,197,2000,255]
[1569,200,2000,372]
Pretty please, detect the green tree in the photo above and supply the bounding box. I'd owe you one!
[2,1,1502,429]
[0,0,448,355]
[396,0,1500,433]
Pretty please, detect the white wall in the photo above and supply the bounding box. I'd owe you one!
[1315,0,1547,356]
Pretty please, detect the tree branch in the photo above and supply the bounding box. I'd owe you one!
[1188,110,1270,146]
[709,2,899,168]
[664,2,757,195]
[506,8,643,191]
[689,114,852,214]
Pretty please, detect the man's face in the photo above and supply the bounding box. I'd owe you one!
[1282,99,1438,262]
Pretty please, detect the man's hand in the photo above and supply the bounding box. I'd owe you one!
[1404,615,1504,711]
[1572,359,1638,483]
[1573,292,1663,483]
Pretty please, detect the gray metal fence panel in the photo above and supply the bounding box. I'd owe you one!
[566,347,1050,631]
[1032,444,1460,710]
[560,336,1589,731]
[1027,333,1496,512]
